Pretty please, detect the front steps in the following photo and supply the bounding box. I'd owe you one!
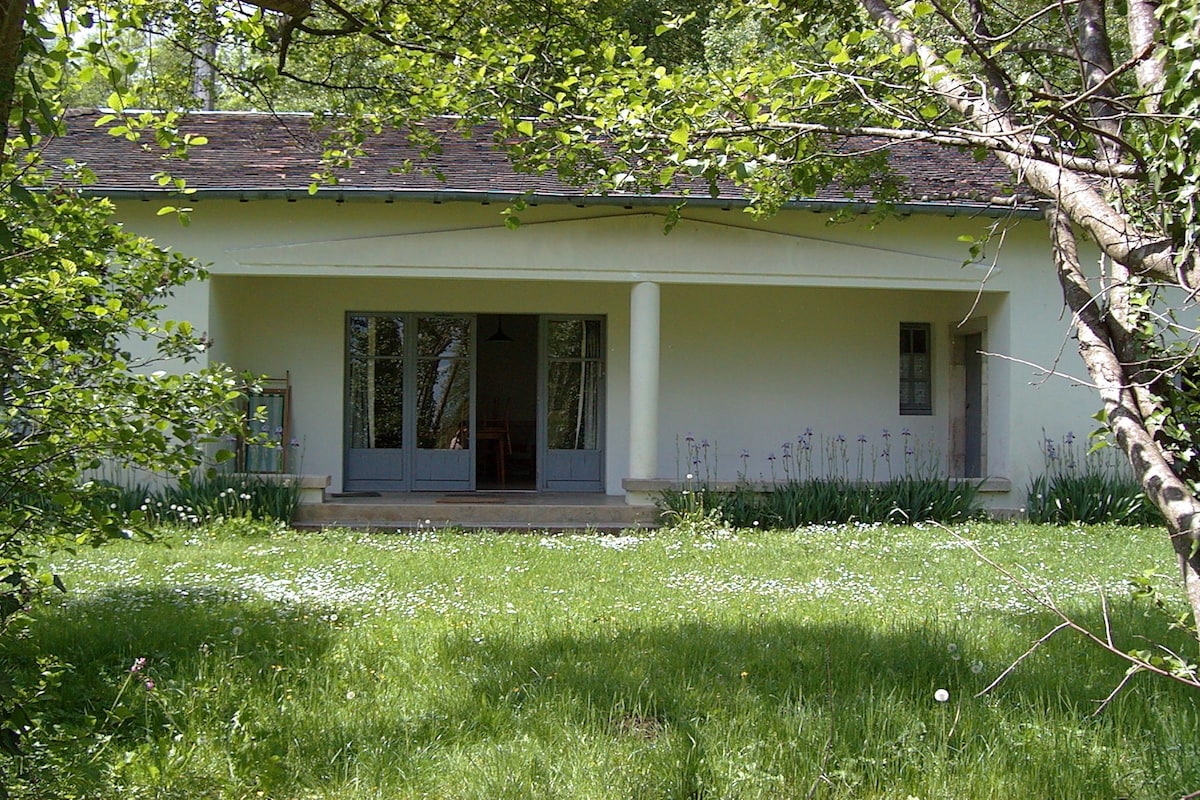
[292,493,660,532]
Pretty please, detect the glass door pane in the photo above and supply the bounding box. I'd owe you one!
[416,316,471,449]
[413,315,473,490]
[547,361,601,449]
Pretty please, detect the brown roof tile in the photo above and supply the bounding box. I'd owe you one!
[41,109,1033,212]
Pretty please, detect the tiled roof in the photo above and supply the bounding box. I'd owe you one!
[41,109,1034,212]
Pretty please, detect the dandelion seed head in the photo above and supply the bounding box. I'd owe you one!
[934,688,950,702]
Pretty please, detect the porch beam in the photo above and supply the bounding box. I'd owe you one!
[629,281,661,479]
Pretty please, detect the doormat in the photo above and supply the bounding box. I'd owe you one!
[436,497,506,504]
[329,492,381,498]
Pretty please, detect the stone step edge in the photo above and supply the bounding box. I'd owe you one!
[291,521,660,532]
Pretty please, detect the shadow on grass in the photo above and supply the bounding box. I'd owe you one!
[3,585,338,798]
[423,607,1199,798]
[16,583,338,699]
[6,588,1199,799]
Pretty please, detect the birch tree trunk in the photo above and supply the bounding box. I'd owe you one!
[1049,206,1200,624]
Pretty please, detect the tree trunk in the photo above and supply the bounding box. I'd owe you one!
[1049,206,1200,627]
[0,0,27,145]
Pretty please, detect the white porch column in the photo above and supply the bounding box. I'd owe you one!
[629,281,661,480]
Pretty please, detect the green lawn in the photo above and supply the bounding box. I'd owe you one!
[4,521,1198,799]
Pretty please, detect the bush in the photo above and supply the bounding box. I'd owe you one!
[1025,433,1162,526]
[90,472,301,527]
[659,476,981,529]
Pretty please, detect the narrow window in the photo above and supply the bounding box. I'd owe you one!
[900,323,932,415]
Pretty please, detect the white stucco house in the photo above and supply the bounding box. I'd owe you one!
[47,109,1096,518]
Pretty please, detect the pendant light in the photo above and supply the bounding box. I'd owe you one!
[487,316,514,343]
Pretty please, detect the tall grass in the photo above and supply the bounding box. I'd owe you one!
[2,521,1195,799]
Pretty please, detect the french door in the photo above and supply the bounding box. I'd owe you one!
[345,313,473,492]
[344,312,604,492]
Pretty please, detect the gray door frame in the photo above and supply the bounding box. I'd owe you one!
[949,323,987,479]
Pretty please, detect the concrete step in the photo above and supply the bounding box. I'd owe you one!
[293,499,660,531]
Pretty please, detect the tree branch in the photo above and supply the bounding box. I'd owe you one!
[1126,0,1164,110]
[239,0,312,18]
[856,0,1194,288]
[943,526,1199,698]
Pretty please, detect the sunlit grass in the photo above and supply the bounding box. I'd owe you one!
[4,520,1198,798]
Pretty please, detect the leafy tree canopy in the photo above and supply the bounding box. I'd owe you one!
[0,2,247,644]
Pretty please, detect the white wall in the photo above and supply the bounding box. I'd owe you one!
[112,196,1098,506]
